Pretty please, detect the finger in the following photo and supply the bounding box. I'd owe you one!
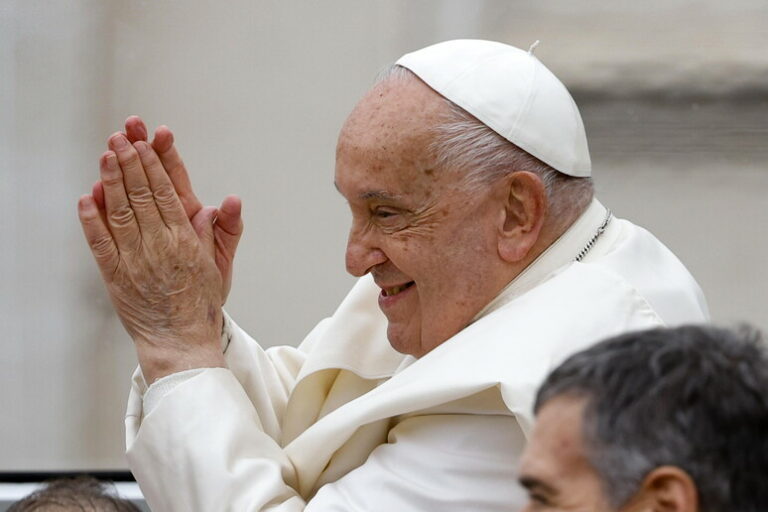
[214,196,243,303]
[149,125,174,155]
[91,181,110,233]
[100,151,141,251]
[78,194,120,281]
[92,180,104,210]
[108,132,163,230]
[133,141,188,227]
[214,195,243,259]
[150,125,203,218]
[125,115,149,143]
[191,206,217,254]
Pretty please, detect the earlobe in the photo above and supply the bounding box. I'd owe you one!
[629,466,698,512]
[497,172,547,263]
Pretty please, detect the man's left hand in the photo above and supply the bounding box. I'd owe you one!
[78,134,226,383]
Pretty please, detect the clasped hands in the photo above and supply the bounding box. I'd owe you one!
[78,117,243,384]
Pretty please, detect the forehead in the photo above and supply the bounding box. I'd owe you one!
[335,75,448,186]
[520,395,593,480]
[340,73,446,145]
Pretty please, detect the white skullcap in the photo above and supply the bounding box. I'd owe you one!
[396,39,591,177]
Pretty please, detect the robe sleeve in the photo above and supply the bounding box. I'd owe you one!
[127,368,307,511]
[128,372,526,512]
[124,314,332,511]
[126,312,330,441]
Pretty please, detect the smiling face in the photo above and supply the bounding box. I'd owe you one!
[334,76,514,357]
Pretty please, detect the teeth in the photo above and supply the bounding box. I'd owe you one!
[385,286,400,297]
[384,284,410,296]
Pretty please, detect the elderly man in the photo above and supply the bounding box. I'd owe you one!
[519,325,768,511]
[78,40,708,510]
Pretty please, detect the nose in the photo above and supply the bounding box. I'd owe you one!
[345,223,387,277]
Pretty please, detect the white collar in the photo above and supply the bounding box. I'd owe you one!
[471,198,610,322]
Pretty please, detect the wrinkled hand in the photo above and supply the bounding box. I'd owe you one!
[79,133,226,383]
[91,116,243,304]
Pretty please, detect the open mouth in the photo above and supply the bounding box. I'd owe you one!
[381,281,415,297]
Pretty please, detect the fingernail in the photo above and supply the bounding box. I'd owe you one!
[110,134,128,149]
[134,141,149,155]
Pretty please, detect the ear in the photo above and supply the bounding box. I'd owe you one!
[623,466,698,512]
[497,171,547,263]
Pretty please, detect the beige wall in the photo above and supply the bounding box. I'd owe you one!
[2,0,766,470]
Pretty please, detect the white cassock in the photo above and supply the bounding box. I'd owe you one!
[125,199,708,511]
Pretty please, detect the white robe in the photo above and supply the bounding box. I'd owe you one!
[125,200,708,511]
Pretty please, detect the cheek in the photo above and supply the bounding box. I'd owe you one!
[389,204,497,292]
[437,223,496,276]
[415,241,492,307]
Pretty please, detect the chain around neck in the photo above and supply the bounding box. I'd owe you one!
[574,210,613,262]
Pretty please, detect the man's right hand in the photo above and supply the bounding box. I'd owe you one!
[92,116,243,304]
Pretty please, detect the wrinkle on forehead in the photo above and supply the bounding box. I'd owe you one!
[335,74,481,245]
[337,75,447,164]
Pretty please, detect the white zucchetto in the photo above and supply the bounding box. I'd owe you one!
[396,39,591,177]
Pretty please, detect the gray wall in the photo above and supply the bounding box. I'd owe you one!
[2,0,766,471]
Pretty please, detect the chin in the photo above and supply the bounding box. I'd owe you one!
[386,324,421,357]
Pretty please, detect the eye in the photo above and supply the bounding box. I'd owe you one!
[372,207,399,219]
[369,205,410,233]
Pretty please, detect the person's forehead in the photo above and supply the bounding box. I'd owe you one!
[339,75,446,148]
[335,78,457,197]
[520,395,591,477]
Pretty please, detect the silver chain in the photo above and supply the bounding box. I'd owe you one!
[574,210,613,262]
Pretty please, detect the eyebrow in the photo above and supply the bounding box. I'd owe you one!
[359,190,400,201]
[333,182,401,202]
[518,475,558,496]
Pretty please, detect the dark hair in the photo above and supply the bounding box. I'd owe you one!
[8,476,141,511]
[535,324,768,512]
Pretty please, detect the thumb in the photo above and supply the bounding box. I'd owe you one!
[191,206,218,253]
[215,195,243,260]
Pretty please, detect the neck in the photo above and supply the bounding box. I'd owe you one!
[472,198,608,322]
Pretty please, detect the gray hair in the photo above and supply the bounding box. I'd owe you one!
[378,65,594,226]
[535,325,768,512]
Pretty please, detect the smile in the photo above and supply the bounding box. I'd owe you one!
[382,281,415,297]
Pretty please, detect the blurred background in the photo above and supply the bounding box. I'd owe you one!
[1,0,766,480]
